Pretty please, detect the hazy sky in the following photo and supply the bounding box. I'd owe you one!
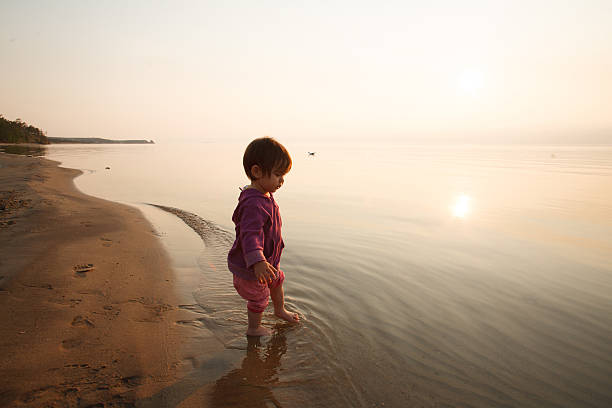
[1,1,610,143]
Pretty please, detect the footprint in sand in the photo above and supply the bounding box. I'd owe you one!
[176,319,206,329]
[19,386,66,406]
[71,315,95,328]
[128,297,173,322]
[61,338,83,350]
[100,237,112,247]
[121,375,143,387]
[73,264,94,277]
[64,363,89,368]
[102,304,120,318]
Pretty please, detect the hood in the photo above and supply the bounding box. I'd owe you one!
[238,187,271,204]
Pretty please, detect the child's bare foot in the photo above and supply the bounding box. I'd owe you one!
[246,325,272,337]
[275,308,300,323]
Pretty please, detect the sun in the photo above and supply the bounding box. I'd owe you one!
[457,68,485,96]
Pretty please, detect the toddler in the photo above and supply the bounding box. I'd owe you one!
[227,137,300,336]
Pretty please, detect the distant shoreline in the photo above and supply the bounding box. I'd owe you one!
[47,137,155,144]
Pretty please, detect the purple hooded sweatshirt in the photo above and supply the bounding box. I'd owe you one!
[227,188,285,281]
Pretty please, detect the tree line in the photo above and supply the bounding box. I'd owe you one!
[0,115,49,144]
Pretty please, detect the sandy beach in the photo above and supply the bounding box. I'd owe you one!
[0,153,229,407]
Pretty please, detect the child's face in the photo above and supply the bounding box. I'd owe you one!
[252,166,286,195]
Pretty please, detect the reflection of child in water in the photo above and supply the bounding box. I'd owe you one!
[209,331,288,406]
[227,137,300,336]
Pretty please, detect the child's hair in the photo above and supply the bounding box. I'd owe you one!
[243,137,292,180]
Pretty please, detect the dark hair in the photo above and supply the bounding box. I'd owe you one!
[243,137,292,180]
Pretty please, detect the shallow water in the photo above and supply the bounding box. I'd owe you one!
[48,142,612,407]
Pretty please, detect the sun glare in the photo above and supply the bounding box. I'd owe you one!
[457,69,485,96]
[452,194,471,218]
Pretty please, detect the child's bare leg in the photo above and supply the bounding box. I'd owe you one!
[247,309,271,336]
[270,284,299,323]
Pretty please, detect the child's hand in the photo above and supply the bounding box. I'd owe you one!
[253,261,278,284]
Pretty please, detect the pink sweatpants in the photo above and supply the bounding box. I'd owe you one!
[233,269,285,314]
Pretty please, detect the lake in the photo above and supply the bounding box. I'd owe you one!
[47,141,612,407]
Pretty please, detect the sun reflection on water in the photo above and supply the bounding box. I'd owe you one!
[452,194,471,218]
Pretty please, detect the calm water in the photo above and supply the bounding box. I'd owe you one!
[48,142,612,407]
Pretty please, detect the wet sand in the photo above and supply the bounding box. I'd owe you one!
[0,153,229,407]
